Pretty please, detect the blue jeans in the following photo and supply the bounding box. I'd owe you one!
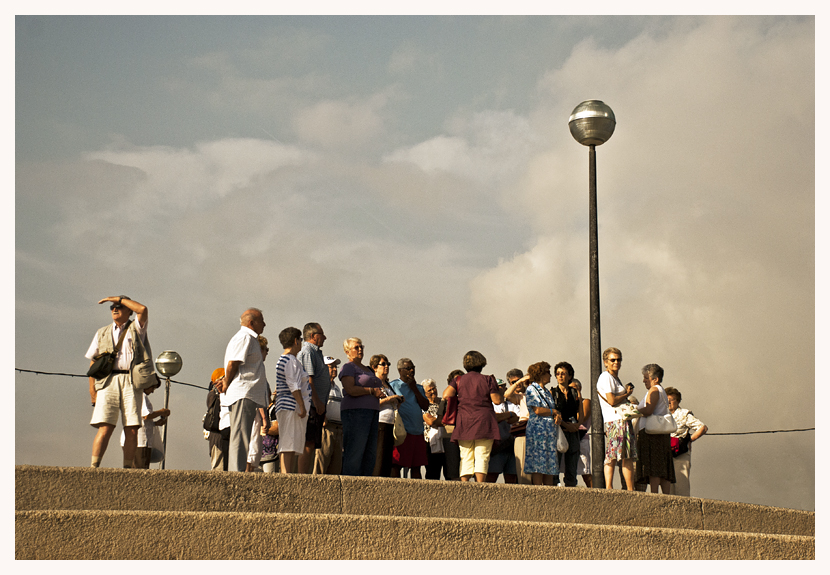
[341,408,379,476]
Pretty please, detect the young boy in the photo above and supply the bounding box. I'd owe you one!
[274,327,310,474]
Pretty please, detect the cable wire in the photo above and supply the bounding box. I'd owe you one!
[707,429,813,435]
[15,368,209,390]
[14,368,817,433]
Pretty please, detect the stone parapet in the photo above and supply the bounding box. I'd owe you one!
[15,465,815,560]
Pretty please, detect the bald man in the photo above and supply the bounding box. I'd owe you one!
[219,308,268,472]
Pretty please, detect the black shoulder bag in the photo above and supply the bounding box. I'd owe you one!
[87,321,131,380]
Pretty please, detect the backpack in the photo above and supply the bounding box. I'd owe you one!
[203,388,221,432]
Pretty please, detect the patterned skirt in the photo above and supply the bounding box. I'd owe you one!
[603,419,638,463]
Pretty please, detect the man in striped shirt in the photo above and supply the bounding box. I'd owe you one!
[274,326,310,474]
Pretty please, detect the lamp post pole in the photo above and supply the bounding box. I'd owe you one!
[569,100,615,488]
[155,350,183,470]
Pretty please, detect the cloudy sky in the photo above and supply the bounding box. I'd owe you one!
[14,13,816,512]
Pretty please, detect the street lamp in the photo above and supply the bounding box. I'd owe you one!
[569,100,615,488]
[155,350,182,470]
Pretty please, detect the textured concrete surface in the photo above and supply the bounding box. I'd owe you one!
[16,465,814,536]
[15,465,815,559]
[16,509,814,560]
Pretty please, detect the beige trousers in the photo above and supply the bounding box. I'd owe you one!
[670,452,692,496]
[513,436,532,484]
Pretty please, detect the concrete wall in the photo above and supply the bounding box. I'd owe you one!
[15,465,815,560]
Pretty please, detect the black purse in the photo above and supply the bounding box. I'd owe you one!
[87,321,131,380]
[203,388,221,432]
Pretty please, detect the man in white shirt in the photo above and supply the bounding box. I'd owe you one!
[86,295,148,469]
[218,308,268,472]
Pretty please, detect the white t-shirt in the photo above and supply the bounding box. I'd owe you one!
[637,383,670,432]
[222,326,267,408]
[597,371,625,422]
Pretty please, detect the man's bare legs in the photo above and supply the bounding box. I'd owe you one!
[91,423,115,467]
[123,426,139,468]
[297,442,315,473]
[280,451,297,474]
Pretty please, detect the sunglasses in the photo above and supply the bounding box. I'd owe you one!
[608,358,622,363]
[110,304,124,311]
[378,362,390,367]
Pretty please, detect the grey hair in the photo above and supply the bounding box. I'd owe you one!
[641,363,664,383]
[506,368,523,380]
[397,357,413,371]
[303,322,321,340]
[421,378,437,390]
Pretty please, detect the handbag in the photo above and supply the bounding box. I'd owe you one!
[510,419,527,437]
[441,395,458,427]
[203,388,221,432]
[87,320,131,380]
[556,425,569,453]
[644,413,678,434]
[130,324,158,391]
[149,427,165,464]
[671,433,691,457]
[266,403,279,436]
[392,409,407,446]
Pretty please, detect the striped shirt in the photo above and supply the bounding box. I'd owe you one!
[274,354,310,413]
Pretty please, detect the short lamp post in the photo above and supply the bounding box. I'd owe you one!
[568,100,615,488]
[155,350,182,470]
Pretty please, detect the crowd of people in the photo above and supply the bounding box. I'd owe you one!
[86,301,708,495]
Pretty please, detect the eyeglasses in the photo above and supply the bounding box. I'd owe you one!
[378,362,390,367]
[110,304,124,311]
[555,372,569,377]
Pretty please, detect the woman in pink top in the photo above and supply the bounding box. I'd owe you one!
[442,350,502,483]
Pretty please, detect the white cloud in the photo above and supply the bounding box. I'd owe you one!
[466,17,814,510]
[383,109,539,187]
[292,93,390,149]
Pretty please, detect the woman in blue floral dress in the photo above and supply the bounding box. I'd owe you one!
[518,362,561,485]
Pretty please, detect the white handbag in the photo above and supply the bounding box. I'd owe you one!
[644,413,678,434]
[556,426,569,453]
[392,409,407,446]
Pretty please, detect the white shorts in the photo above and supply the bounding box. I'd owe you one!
[276,409,308,454]
[91,373,142,428]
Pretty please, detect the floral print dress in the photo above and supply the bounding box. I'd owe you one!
[524,382,560,475]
